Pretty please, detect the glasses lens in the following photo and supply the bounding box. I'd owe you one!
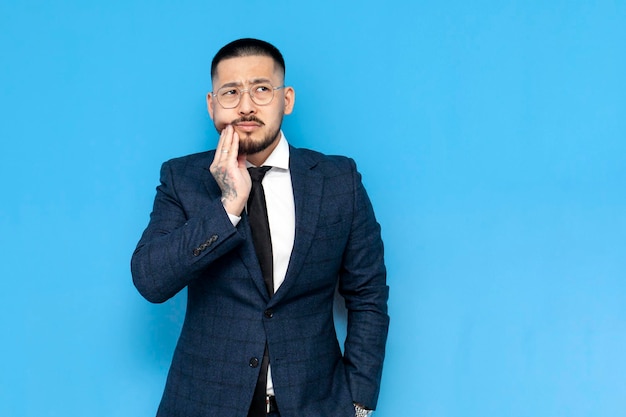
[217,87,240,108]
[250,83,274,105]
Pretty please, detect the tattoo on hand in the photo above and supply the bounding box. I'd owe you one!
[213,169,237,201]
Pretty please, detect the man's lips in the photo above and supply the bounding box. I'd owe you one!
[233,121,262,132]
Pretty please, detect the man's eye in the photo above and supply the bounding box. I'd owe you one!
[255,85,271,93]
[221,89,238,96]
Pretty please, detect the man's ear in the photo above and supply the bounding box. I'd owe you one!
[283,87,295,115]
[206,92,215,120]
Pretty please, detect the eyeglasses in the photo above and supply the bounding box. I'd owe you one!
[212,83,285,109]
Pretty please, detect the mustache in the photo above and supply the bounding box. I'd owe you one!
[230,116,265,126]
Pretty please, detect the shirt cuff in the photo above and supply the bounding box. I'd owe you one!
[226,212,241,226]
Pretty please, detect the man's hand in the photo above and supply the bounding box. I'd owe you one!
[209,125,251,216]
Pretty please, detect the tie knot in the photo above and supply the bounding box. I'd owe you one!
[248,166,272,182]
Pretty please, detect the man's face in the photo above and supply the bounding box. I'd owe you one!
[207,55,295,156]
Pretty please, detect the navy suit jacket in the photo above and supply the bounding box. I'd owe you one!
[131,145,389,417]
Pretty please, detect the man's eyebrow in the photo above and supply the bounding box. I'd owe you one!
[249,77,273,84]
[218,78,273,89]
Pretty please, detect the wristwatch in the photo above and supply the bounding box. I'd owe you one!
[354,403,374,417]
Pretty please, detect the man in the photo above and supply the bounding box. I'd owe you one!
[131,38,389,417]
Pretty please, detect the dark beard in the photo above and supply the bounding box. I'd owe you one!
[229,115,283,155]
[237,127,281,154]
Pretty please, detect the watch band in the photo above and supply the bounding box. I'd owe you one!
[354,403,374,417]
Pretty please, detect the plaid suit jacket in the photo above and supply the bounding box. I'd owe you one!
[131,146,389,417]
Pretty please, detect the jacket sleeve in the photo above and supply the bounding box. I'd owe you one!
[130,159,245,303]
[338,159,390,410]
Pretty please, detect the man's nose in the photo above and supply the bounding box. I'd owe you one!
[238,90,256,114]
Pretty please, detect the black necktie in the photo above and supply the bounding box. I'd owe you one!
[247,166,274,417]
[247,166,274,296]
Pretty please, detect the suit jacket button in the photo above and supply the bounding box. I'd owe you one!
[264,310,274,319]
[193,248,201,256]
[249,357,259,368]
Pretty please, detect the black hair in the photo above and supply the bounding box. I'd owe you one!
[210,38,286,80]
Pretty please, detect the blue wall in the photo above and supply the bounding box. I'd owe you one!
[1,1,625,416]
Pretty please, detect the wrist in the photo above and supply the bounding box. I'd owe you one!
[221,195,245,217]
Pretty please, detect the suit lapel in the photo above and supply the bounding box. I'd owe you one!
[270,147,323,304]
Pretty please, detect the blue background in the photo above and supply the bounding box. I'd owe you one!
[1,1,625,416]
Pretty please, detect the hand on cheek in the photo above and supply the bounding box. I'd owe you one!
[209,125,252,216]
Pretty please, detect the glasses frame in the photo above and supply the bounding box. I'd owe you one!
[211,84,285,109]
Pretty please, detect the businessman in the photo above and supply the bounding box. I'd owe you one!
[131,38,389,417]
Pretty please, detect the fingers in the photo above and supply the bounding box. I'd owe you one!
[215,125,231,161]
[215,125,241,164]
[214,125,225,155]
[231,129,240,158]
